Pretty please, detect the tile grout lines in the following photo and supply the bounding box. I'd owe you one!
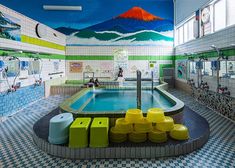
[0,92,234,168]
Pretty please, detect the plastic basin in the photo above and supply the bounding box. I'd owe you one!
[170,124,189,140]
[134,117,153,133]
[129,131,147,143]
[115,118,133,134]
[147,108,165,123]
[109,127,127,143]
[148,128,167,143]
[125,109,143,123]
[156,116,174,132]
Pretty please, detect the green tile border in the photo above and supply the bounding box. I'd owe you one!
[66,55,174,61]
[175,48,235,60]
[128,55,174,61]
[1,47,233,61]
[66,55,114,60]
[0,49,65,60]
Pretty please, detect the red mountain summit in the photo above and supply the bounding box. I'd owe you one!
[117,6,163,21]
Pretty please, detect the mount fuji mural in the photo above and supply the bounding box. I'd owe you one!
[58,7,173,46]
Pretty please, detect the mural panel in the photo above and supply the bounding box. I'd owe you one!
[1,0,173,46]
[66,7,173,46]
[0,11,21,41]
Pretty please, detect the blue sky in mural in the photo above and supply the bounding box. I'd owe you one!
[1,0,173,30]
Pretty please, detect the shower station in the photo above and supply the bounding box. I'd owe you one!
[186,45,235,120]
[0,51,22,94]
[28,53,43,87]
[0,50,44,95]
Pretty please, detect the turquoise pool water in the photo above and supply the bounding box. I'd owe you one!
[70,89,174,112]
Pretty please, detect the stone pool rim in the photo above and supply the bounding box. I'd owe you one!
[59,83,184,118]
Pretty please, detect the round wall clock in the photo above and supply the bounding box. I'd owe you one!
[201,7,210,24]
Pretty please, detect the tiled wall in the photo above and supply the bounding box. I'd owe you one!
[0,4,66,91]
[66,46,174,80]
[175,25,235,97]
[0,4,67,117]
[175,26,235,55]
[0,85,44,117]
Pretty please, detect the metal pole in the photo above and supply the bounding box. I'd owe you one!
[217,58,220,92]
[151,71,154,93]
[137,70,141,109]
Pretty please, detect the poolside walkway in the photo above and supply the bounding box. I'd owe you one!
[1,90,234,168]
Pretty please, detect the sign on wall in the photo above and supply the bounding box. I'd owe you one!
[177,61,187,79]
[69,62,83,73]
[113,49,129,77]
[0,11,21,41]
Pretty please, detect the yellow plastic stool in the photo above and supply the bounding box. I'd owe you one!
[148,128,167,143]
[147,108,165,123]
[134,117,153,133]
[129,131,147,143]
[125,109,143,123]
[69,118,91,148]
[109,127,127,143]
[90,118,109,147]
[156,116,174,132]
[115,118,133,134]
[170,124,189,140]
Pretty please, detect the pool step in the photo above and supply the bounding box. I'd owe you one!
[78,94,95,112]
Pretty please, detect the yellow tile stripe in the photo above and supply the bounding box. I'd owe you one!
[21,35,65,51]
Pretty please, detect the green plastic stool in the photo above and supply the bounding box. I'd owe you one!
[69,118,91,148]
[90,117,109,148]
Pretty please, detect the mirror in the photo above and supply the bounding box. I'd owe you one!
[29,60,40,75]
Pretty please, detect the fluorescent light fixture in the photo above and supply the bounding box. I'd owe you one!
[43,5,82,11]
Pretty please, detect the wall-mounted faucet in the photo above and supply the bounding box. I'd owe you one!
[210,45,224,92]
[218,85,230,96]
[211,45,221,56]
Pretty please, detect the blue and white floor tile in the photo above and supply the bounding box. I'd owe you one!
[0,91,234,168]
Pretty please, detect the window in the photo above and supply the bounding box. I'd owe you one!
[214,0,226,32]
[188,17,195,41]
[175,16,195,46]
[174,28,178,46]
[227,0,235,26]
[178,26,184,45]
[183,23,188,43]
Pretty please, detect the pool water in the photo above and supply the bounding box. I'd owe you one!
[70,89,174,112]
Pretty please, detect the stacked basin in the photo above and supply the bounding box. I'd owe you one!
[110,108,189,144]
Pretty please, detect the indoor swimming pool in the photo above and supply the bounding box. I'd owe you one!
[70,89,173,112]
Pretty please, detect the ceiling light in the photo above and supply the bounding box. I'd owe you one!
[43,5,82,11]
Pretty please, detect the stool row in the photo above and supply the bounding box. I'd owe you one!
[48,113,109,148]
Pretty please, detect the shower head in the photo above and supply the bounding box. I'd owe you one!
[8,56,19,61]
[211,45,220,55]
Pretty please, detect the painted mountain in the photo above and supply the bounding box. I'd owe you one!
[58,7,174,46]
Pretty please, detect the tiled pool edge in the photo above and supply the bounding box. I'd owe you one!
[59,83,185,119]
[32,129,209,159]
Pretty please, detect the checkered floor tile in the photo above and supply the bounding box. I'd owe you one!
[0,91,234,168]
